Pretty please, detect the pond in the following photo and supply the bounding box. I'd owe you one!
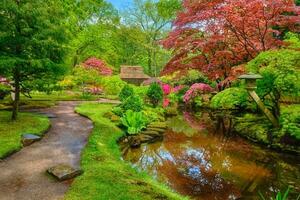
[122,111,300,200]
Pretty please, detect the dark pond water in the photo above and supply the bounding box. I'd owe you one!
[122,111,300,200]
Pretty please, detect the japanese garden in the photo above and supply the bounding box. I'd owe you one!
[0,0,299,199]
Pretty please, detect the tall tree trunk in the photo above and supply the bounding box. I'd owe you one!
[12,67,20,121]
[147,49,152,75]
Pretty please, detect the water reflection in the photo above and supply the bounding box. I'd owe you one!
[122,111,300,200]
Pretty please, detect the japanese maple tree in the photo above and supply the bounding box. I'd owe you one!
[83,57,113,76]
[161,0,300,82]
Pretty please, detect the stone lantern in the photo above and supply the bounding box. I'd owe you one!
[239,73,279,128]
[238,73,263,90]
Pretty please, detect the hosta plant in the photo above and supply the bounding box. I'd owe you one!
[121,110,147,135]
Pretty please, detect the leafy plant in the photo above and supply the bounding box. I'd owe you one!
[119,85,134,102]
[112,106,124,117]
[279,105,300,140]
[258,186,300,200]
[121,95,143,112]
[121,110,147,135]
[147,82,163,107]
[101,76,126,95]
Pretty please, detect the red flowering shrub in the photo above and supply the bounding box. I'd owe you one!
[183,83,213,103]
[83,57,113,76]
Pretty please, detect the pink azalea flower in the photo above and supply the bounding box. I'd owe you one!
[183,83,213,103]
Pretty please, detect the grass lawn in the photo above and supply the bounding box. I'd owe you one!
[0,111,50,159]
[65,103,187,200]
[0,91,118,111]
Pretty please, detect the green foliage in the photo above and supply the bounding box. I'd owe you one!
[119,85,134,102]
[133,85,149,100]
[73,66,102,86]
[211,88,251,110]
[121,95,144,112]
[101,76,126,95]
[0,0,68,93]
[279,105,300,140]
[247,49,300,98]
[142,106,165,123]
[111,106,124,117]
[147,83,163,107]
[0,84,10,100]
[258,186,298,200]
[121,110,147,135]
[179,70,209,86]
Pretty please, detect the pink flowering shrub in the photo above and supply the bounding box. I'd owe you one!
[173,85,185,93]
[162,84,172,95]
[183,83,213,103]
[83,57,113,76]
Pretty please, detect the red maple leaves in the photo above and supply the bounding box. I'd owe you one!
[161,0,300,81]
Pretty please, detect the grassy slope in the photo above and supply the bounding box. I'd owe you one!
[65,103,187,200]
[0,111,50,158]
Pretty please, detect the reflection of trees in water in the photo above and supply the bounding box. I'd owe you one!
[123,111,300,199]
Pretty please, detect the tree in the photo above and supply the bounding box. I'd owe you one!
[124,0,181,76]
[0,0,68,120]
[161,0,300,83]
[247,34,300,118]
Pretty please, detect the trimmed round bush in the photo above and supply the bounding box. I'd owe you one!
[121,95,143,112]
[211,88,250,110]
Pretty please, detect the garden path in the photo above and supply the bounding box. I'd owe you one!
[0,100,117,200]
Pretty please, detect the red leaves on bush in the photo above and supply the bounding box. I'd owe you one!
[83,57,113,76]
[161,0,300,81]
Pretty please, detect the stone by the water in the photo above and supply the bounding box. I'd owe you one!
[146,127,165,133]
[21,134,41,146]
[147,122,167,129]
[47,164,83,181]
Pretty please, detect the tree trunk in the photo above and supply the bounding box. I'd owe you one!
[12,67,20,121]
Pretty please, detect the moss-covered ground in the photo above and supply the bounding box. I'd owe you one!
[0,111,50,158]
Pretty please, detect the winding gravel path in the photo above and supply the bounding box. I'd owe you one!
[0,101,93,200]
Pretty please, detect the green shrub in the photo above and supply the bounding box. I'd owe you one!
[211,88,251,110]
[133,85,149,100]
[101,75,126,95]
[121,95,143,112]
[0,84,10,100]
[119,84,134,102]
[179,69,209,86]
[142,106,165,123]
[121,110,147,135]
[147,82,163,107]
[112,106,124,117]
[279,105,300,140]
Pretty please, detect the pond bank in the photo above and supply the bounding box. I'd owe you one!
[65,103,186,200]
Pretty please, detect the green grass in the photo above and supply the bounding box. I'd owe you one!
[0,111,50,159]
[65,103,187,200]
